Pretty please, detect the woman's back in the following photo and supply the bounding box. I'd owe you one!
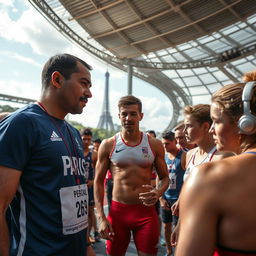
[214,152,256,252]
[176,153,256,256]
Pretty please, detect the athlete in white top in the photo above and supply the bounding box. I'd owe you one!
[94,95,169,256]
[176,72,256,255]
[171,104,233,247]
[184,146,217,181]
[110,132,155,166]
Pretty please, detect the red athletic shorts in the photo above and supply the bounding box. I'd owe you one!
[106,200,159,256]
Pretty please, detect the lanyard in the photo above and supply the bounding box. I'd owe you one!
[37,102,81,185]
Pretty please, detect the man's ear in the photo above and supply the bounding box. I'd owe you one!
[139,112,144,121]
[51,71,62,88]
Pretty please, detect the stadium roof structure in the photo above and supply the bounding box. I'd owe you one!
[29,0,256,130]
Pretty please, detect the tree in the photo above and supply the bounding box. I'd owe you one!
[67,121,116,141]
[0,104,18,113]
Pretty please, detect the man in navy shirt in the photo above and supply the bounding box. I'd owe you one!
[160,131,186,256]
[0,54,92,256]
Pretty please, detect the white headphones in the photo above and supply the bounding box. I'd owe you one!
[238,81,256,135]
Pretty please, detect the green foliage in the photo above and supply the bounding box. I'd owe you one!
[68,120,117,140]
[0,104,18,113]
[68,120,85,132]
[0,105,118,140]
[91,128,116,140]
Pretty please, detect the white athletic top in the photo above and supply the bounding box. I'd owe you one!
[183,146,217,182]
[110,132,155,168]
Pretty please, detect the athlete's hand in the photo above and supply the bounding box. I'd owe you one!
[159,198,170,210]
[171,200,179,216]
[98,217,114,241]
[139,184,159,206]
[171,223,179,247]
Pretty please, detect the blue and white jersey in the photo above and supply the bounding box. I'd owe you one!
[163,149,185,201]
[0,104,88,256]
[84,151,94,181]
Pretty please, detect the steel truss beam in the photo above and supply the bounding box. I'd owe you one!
[28,0,250,129]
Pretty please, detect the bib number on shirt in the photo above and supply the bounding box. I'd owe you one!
[60,184,88,235]
[169,173,177,189]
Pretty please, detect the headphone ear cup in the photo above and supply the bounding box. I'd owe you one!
[238,113,256,135]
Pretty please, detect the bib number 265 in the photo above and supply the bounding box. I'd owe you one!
[76,200,88,218]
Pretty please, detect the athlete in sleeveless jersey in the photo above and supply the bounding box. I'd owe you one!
[110,132,155,165]
[164,149,185,202]
[0,104,88,256]
[183,146,217,181]
[107,132,158,255]
[94,96,169,256]
[161,131,186,256]
[176,78,256,255]
[163,150,185,255]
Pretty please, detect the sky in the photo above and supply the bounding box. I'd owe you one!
[0,0,172,133]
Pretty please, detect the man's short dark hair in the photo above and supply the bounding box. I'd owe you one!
[118,95,142,113]
[41,53,92,88]
[162,130,175,141]
[80,128,92,137]
[93,138,102,144]
[146,130,156,138]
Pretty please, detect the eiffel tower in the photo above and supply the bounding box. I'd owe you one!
[97,71,114,131]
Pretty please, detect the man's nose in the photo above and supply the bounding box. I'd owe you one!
[125,114,132,120]
[85,88,92,98]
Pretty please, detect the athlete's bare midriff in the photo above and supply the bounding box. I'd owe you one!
[110,163,153,204]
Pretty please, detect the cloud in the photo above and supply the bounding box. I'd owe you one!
[0,79,40,100]
[0,5,70,55]
[69,92,171,132]
[69,77,123,128]
[0,51,41,67]
[0,0,14,8]
[139,96,172,131]
[0,1,172,132]
[141,96,171,117]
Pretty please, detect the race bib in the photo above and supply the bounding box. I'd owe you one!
[60,184,88,235]
[169,172,177,189]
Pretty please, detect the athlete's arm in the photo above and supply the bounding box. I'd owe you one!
[181,151,187,170]
[171,151,187,217]
[92,150,98,169]
[140,138,169,206]
[171,199,180,217]
[0,166,21,256]
[87,179,94,188]
[94,139,111,218]
[176,163,219,256]
[154,139,169,196]
[171,220,180,247]
[87,151,98,188]
[93,138,114,240]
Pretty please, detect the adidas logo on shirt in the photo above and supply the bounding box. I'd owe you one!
[50,131,62,141]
